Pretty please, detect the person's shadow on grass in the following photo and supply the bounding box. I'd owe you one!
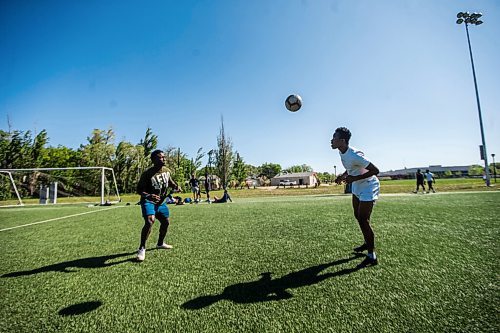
[182,253,366,310]
[2,252,135,277]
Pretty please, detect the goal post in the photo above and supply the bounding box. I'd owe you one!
[0,171,24,206]
[0,167,121,206]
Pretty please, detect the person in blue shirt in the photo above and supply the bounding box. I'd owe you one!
[424,169,436,193]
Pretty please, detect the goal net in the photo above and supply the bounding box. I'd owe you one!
[0,167,120,207]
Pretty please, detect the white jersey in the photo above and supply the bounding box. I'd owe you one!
[425,172,434,181]
[339,146,380,201]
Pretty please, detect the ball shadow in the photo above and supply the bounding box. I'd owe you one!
[58,301,102,316]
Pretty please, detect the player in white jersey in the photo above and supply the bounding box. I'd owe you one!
[331,127,380,266]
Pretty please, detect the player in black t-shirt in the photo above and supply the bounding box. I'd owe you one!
[136,150,180,262]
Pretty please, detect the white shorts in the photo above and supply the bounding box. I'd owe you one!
[352,177,380,202]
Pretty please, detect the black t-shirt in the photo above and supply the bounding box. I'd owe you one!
[416,172,424,183]
[137,166,171,199]
[189,178,199,188]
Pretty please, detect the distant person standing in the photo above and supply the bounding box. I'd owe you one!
[204,172,211,203]
[189,174,200,203]
[424,169,436,193]
[136,150,180,262]
[414,169,426,194]
[331,127,380,266]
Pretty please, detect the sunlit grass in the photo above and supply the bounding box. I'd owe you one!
[1,192,498,332]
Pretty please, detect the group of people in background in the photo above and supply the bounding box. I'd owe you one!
[189,173,232,204]
[414,169,436,194]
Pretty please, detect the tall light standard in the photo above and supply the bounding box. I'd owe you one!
[492,153,497,183]
[456,11,490,186]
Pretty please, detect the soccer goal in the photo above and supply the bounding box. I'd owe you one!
[0,167,120,207]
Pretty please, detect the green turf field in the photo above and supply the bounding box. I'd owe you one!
[1,192,499,332]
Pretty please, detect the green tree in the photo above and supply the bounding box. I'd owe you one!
[468,165,483,177]
[41,146,80,168]
[139,127,158,159]
[0,130,32,169]
[163,146,192,192]
[0,130,9,168]
[80,128,116,168]
[0,130,31,198]
[30,130,48,167]
[0,129,51,195]
[284,164,313,173]
[78,128,116,195]
[215,117,233,188]
[317,172,333,183]
[187,147,205,177]
[115,141,147,193]
[231,152,247,188]
[259,163,282,180]
[245,164,259,177]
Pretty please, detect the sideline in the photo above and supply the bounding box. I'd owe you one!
[0,205,124,232]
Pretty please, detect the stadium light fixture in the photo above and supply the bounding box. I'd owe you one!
[456,11,490,186]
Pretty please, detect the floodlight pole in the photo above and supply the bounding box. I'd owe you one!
[457,12,490,186]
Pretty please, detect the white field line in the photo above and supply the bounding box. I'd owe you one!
[0,206,124,232]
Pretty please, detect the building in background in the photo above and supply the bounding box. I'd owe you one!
[379,165,471,179]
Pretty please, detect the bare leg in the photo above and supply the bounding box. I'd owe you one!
[157,216,170,245]
[352,195,375,253]
[140,215,155,249]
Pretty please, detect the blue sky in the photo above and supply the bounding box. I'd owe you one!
[1,0,499,173]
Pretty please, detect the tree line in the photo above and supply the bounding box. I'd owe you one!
[0,120,336,200]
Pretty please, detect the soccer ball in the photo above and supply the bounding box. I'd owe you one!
[285,94,302,112]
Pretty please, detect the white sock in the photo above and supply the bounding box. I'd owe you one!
[368,252,377,260]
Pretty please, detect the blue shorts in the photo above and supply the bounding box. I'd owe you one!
[141,201,170,219]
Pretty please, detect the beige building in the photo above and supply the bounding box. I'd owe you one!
[271,172,319,187]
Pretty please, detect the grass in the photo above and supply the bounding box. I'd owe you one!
[0,191,499,332]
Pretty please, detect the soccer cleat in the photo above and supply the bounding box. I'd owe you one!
[156,243,173,249]
[353,243,368,252]
[358,256,378,267]
[136,248,146,261]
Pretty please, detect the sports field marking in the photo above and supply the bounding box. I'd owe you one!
[0,206,124,232]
